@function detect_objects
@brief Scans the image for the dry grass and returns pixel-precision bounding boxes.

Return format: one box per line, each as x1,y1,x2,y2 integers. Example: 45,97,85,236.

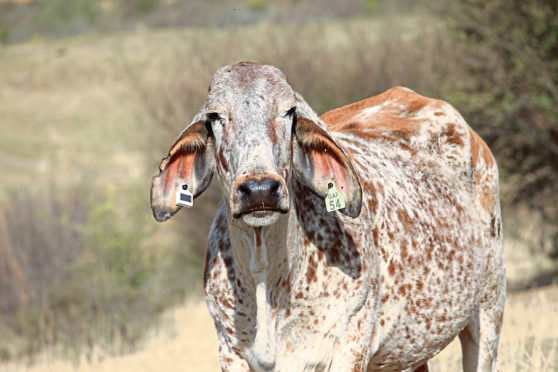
1,301,219,372
0,33,146,198
430,285,558,372
3,284,556,372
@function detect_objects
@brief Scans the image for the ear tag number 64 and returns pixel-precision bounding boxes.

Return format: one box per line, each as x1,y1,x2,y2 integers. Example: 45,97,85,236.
325,180,345,212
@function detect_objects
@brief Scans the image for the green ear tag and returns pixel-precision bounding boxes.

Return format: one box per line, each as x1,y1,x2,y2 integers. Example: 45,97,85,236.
325,181,345,212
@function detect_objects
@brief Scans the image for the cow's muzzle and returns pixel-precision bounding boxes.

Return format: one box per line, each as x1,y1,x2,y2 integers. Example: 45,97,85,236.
232,174,289,223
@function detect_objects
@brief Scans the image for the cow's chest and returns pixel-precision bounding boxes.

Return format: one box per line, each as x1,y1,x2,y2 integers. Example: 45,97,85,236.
205,245,377,370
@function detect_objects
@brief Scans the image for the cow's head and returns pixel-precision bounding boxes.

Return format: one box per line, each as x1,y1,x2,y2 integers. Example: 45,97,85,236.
151,62,362,226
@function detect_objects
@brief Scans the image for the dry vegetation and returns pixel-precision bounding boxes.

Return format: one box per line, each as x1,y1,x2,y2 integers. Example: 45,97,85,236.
2,282,557,372
1,2,557,371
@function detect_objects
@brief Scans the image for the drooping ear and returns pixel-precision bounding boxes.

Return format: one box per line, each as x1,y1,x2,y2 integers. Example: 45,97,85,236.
292,117,362,218
151,120,214,222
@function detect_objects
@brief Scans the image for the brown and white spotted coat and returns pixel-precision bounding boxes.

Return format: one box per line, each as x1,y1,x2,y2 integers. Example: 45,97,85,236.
151,62,506,372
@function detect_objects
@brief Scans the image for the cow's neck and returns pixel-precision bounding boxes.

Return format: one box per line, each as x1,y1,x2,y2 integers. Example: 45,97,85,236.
227,205,304,368
227,205,304,291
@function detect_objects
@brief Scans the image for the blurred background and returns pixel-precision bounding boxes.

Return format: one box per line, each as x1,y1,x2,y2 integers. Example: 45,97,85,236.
0,0,557,371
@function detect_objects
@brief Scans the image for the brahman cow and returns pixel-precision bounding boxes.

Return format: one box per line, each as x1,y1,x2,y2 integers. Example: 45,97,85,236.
150,62,505,372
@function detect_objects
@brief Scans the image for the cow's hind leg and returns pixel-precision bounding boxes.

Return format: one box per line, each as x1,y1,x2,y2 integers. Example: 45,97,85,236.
400,363,428,372
459,274,506,371
413,363,429,372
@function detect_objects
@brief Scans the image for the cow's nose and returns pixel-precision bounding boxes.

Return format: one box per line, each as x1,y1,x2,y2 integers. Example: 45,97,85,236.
236,178,282,206
232,174,290,220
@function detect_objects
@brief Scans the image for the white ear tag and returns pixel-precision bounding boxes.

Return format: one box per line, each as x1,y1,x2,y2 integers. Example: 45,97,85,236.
325,180,345,212
176,184,194,208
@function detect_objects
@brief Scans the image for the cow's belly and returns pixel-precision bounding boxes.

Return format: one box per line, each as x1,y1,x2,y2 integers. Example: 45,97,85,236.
367,261,483,371
368,317,468,371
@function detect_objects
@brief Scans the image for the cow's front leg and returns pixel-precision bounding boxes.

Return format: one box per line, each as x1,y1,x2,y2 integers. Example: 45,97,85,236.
329,308,377,371
215,342,250,372
329,346,369,372
205,288,252,372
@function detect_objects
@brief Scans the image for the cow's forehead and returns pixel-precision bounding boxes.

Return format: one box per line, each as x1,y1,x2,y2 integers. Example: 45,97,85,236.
208,63,294,110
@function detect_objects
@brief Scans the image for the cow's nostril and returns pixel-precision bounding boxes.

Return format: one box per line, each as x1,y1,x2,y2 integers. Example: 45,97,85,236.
237,183,252,202
269,179,280,195
236,178,283,211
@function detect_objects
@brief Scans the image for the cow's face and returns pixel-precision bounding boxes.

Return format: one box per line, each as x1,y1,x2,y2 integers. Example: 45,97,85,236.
151,62,361,227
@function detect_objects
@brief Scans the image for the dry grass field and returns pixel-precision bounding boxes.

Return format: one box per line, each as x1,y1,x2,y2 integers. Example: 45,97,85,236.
1,15,557,372
2,228,556,372
2,281,557,372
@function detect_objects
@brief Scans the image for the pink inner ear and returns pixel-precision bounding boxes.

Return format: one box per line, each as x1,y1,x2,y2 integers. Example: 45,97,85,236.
310,149,349,192
162,152,197,194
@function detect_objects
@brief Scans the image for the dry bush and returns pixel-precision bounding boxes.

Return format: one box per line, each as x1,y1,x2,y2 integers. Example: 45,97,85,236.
0,182,202,362
0,185,89,316
0,184,90,360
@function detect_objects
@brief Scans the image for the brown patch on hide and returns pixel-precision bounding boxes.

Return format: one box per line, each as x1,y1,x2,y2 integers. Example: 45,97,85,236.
468,127,495,169
306,253,318,284
321,86,435,125
398,209,412,232
217,147,229,173
267,118,279,144
321,87,445,143
444,123,465,147
468,127,498,216
388,260,396,276
286,341,293,352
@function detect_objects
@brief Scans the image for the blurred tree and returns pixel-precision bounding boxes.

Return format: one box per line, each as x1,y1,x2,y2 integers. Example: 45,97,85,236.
435,0,558,256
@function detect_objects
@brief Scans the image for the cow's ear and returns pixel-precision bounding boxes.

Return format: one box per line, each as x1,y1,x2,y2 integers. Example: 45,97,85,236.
292,117,362,218
151,120,214,222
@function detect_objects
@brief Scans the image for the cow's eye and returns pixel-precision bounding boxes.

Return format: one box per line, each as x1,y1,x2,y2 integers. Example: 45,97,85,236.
207,112,222,122
283,106,296,118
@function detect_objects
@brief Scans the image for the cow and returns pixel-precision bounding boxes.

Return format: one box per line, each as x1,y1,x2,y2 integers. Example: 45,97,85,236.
150,62,506,372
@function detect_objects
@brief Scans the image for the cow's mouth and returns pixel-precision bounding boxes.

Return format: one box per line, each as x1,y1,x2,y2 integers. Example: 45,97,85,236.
251,210,274,218
237,208,288,227
233,207,288,219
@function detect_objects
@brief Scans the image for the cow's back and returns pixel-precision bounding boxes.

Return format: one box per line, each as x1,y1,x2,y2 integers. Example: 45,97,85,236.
321,87,503,370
